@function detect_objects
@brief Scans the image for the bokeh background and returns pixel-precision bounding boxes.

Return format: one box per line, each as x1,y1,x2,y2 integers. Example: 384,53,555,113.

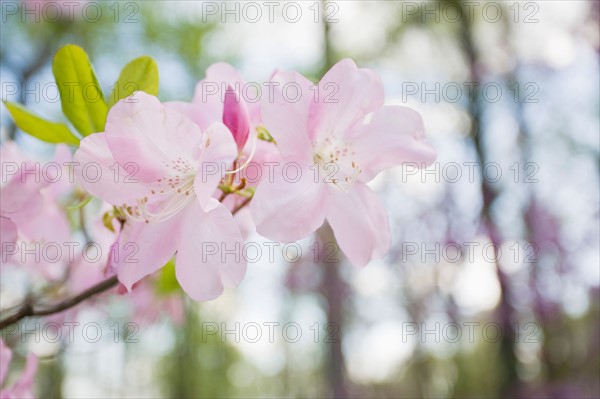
1,1,599,398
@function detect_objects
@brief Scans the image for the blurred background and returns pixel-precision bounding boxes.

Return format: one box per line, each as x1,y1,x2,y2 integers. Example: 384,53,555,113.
1,0,599,398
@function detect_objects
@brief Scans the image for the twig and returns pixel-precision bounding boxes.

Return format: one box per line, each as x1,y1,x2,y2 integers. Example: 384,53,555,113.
1,189,253,329
0,276,119,329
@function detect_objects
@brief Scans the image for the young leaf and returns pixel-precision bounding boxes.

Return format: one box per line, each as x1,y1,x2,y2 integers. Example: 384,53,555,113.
155,258,181,295
3,101,80,145
52,44,108,136
108,56,159,107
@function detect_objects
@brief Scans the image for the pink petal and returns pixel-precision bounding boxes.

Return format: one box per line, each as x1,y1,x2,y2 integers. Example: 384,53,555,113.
105,92,203,176
223,85,250,150
310,59,384,141
114,212,183,291
74,134,149,206
206,62,244,82
12,353,37,394
261,70,315,164
351,105,437,181
0,217,17,258
42,144,73,200
0,352,37,399
325,182,391,267
251,166,327,242
0,164,47,215
0,340,12,386
194,122,238,211
191,63,247,124
178,63,262,139
16,192,70,244
0,142,27,164
175,200,246,301
164,101,215,131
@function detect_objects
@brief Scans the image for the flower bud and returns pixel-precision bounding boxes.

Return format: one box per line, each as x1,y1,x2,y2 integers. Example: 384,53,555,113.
222,85,250,151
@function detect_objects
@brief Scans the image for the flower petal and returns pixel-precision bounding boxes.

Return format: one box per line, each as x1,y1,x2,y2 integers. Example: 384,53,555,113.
175,200,246,301
194,62,243,107
0,339,12,386
223,85,250,150
310,59,384,140
352,105,437,181
0,217,17,258
164,101,215,131
114,211,183,291
42,144,73,200
105,92,203,180
194,122,238,211
261,70,315,164
74,133,148,206
325,182,391,267
0,165,46,216
251,166,327,242
192,62,261,127
5,353,38,399
16,192,70,244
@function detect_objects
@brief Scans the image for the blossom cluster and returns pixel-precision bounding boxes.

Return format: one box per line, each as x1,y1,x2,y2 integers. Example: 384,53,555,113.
2,52,435,304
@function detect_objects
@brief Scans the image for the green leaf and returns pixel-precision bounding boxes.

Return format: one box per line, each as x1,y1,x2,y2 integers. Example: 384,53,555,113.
3,101,80,145
155,258,181,295
108,56,159,107
52,44,108,136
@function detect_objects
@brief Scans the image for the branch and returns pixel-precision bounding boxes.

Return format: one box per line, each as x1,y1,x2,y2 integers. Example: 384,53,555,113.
1,194,254,329
0,276,118,330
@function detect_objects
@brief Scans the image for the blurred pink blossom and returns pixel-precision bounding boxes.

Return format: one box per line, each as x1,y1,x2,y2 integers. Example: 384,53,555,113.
0,341,37,399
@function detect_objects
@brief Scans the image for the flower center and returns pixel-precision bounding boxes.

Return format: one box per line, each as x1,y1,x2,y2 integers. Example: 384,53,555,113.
312,136,362,193
124,157,198,223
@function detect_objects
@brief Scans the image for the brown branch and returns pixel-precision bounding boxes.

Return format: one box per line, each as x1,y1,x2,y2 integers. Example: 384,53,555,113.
1,188,254,329
0,276,118,330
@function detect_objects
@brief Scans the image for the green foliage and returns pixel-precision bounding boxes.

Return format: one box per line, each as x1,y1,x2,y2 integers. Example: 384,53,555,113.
161,302,240,398
6,44,161,145
108,56,159,107
3,102,80,145
52,44,108,136
155,259,182,295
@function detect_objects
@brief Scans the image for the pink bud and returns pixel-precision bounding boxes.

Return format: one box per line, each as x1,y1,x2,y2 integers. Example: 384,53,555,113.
222,85,250,151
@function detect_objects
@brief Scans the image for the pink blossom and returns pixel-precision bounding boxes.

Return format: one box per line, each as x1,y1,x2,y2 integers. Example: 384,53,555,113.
74,92,246,301
121,280,184,326
165,63,278,167
0,340,12,387
166,63,261,142
252,59,436,266
0,341,37,399
223,85,251,151
66,203,119,294
0,143,71,269
165,63,280,234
